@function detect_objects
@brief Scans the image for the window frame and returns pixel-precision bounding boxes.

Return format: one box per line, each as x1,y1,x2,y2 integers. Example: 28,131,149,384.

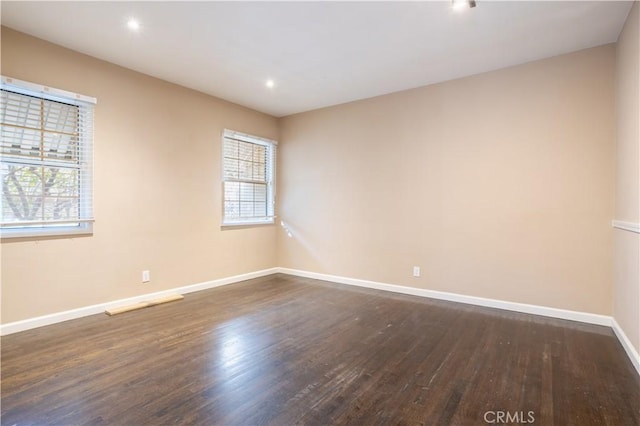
0,76,96,239
221,129,276,227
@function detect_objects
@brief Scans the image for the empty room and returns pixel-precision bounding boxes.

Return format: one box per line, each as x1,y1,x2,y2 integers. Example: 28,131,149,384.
1,1,639,425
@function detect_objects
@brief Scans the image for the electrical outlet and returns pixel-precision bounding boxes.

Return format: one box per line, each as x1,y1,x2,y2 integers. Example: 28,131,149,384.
142,270,150,283
412,266,421,277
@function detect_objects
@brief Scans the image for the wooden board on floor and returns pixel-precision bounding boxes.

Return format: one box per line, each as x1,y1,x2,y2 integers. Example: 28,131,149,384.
105,294,184,316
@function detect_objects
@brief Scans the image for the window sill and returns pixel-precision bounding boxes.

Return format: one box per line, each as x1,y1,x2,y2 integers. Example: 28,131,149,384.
1,224,93,241
221,219,275,229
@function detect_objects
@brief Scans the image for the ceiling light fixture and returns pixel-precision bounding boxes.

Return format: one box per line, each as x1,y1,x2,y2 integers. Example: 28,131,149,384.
127,18,140,31
265,79,275,89
452,0,476,11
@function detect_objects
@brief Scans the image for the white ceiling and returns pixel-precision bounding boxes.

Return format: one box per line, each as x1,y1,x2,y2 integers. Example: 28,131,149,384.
1,1,633,117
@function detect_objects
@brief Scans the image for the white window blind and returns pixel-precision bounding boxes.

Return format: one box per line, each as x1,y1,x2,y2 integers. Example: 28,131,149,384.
1,76,96,237
222,129,276,226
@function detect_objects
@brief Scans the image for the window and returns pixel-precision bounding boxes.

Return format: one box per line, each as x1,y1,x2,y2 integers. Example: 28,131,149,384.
1,76,96,238
222,129,276,226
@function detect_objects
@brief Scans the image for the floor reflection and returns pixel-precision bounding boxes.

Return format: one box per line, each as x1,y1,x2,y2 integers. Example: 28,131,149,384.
205,315,279,420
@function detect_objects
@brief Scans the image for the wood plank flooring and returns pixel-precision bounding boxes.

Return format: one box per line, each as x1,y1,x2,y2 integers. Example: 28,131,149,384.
2,274,639,425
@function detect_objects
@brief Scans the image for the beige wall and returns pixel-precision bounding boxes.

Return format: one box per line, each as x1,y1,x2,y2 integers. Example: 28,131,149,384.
614,3,640,354
278,45,616,315
0,28,279,323
0,28,625,326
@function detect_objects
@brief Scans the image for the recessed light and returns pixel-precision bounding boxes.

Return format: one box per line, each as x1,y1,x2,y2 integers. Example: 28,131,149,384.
452,0,476,11
265,79,275,89
127,18,140,31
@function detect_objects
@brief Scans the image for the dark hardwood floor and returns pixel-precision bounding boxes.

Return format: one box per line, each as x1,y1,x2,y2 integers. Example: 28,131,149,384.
2,274,639,425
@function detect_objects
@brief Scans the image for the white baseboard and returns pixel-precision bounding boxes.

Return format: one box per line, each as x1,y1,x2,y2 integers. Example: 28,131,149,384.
0,267,279,336
277,268,612,326
611,318,640,375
